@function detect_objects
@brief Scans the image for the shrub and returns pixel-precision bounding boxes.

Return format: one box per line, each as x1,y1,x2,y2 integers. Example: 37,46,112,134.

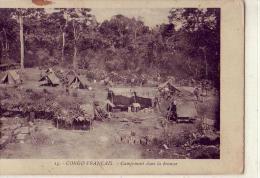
86,72,95,81
72,92,78,98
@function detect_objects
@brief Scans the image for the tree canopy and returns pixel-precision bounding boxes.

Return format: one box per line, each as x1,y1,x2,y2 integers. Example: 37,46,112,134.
0,8,220,87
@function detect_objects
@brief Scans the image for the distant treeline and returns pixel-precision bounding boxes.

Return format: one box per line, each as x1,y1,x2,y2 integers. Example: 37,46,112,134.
0,8,220,87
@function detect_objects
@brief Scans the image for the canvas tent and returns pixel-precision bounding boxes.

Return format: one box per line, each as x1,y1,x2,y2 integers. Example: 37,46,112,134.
107,87,154,112
103,77,113,87
39,72,60,86
158,79,180,93
68,75,89,89
176,101,197,119
1,70,22,85
107,89,132,112
45,68,54,74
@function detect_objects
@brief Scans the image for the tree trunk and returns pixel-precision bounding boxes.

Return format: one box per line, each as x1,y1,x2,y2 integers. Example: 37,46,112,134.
61,32,65,62
72,21,78,70
3,28,8,61
19,16,24,70
204,51,208,79
73,41,78,69
61,17,68,62
0,41,3,65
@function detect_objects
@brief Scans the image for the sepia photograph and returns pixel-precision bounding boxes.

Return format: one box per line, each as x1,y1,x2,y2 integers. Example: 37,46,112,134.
0,7,221,160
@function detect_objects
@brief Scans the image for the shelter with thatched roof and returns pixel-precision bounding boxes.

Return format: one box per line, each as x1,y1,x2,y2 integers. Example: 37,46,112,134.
0,70,22,85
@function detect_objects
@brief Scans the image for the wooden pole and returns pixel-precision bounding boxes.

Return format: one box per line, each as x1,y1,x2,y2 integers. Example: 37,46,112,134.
56,119,59,129
19,16,24,70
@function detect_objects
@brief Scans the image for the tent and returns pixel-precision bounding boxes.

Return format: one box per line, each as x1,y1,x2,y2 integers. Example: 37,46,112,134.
1,70,22,85
65,70,77,77
158,80,181,97
176,101,197,119
39,72,60,86
68,75,89,89
107,87,154,112
45,68,54,74
103,77,113,87
158,80,180,92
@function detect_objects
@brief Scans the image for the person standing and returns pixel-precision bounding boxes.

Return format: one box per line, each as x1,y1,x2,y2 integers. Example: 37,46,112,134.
194,87,200,101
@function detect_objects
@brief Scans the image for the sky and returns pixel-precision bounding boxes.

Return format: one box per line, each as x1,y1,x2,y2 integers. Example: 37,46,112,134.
91,8,171,27
46,8,171,27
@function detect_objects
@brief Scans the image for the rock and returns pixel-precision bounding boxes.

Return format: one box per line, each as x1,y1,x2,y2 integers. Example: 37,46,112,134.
16,133,27,140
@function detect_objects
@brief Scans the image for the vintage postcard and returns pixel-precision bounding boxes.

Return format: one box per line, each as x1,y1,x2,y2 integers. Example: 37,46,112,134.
0,0,244,175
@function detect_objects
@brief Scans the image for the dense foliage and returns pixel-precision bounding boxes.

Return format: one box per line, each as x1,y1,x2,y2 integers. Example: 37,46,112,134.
0,8,220,88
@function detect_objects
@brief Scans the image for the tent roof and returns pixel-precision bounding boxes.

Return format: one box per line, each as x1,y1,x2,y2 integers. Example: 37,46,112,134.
109,87,156,98
68,75,89,87
78,76,89,85
47,73,60,85
66,70,77,77
0,72,5,80
175,86,195,96
1,70,21,84
8,70,20,81
109,88,134,97
45,68,54,74
176,101,197,118
158,79,178,91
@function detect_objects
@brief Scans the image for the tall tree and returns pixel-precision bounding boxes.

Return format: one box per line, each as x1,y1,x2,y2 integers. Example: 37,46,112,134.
65,8,94,69
39,9,69,63
99,15,149,70
0,9,17,64
168,8,220,80
12,8,45,69
52,9,70,62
